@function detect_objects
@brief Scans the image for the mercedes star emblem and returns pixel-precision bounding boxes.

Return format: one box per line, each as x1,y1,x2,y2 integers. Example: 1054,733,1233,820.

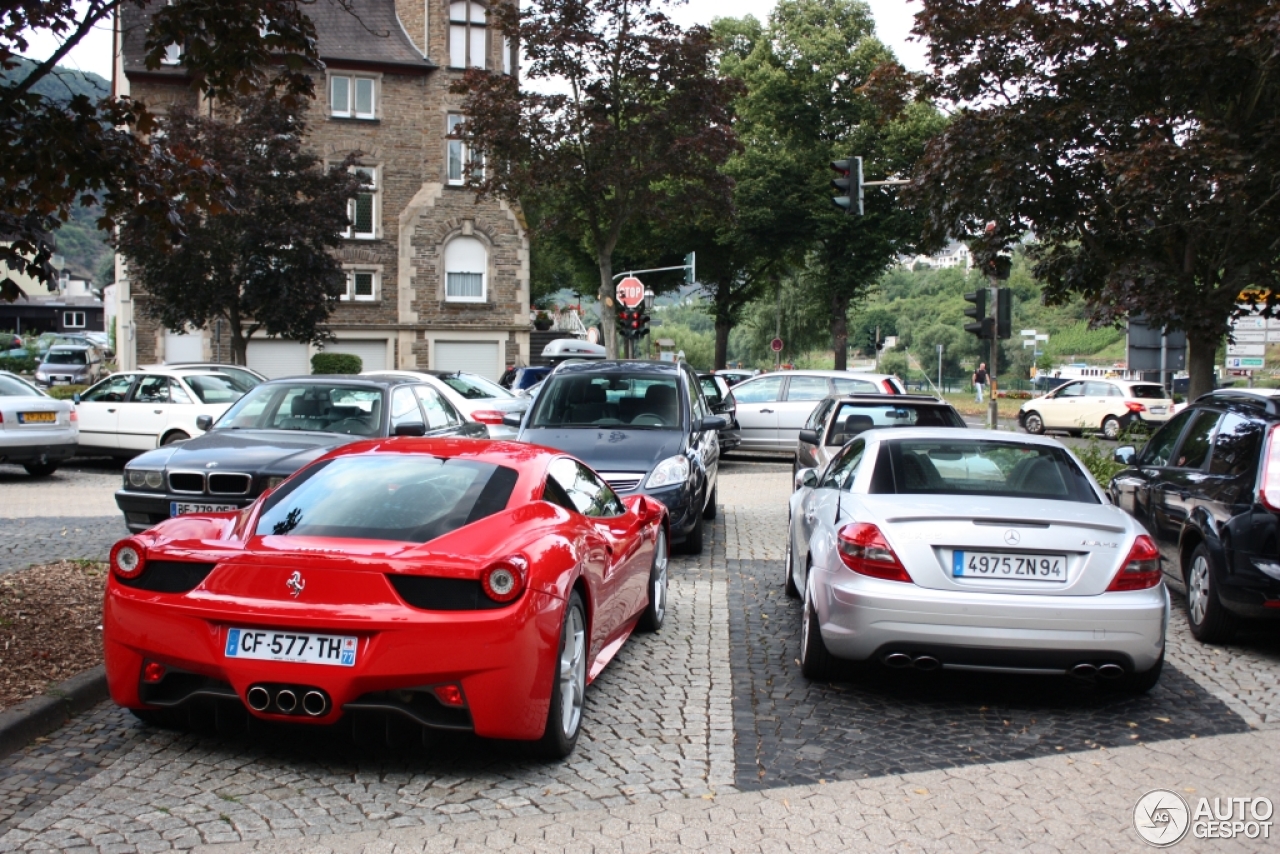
1004,529,1021,545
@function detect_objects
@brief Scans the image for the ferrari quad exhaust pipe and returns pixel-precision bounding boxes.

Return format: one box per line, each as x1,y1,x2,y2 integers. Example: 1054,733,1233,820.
883,652,913,669
302,691,328,717
1097,663,1125,680
246,686,271,711
275,689,298,713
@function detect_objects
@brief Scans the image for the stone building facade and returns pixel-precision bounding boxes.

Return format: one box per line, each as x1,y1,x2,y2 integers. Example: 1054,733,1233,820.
113,0,530,379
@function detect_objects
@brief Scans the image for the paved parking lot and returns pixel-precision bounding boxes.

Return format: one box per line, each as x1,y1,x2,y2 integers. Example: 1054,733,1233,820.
0,460,124,575
0,454,1277,852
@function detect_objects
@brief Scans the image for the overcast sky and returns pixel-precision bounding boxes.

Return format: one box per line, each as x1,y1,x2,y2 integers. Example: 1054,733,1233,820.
21,0,926,81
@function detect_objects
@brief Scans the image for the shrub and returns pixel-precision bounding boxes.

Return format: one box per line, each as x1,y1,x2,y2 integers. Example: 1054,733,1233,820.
311,352,362,374
46,385,88,399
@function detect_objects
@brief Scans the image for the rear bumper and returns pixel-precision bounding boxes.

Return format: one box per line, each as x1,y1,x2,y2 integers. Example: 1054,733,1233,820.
116,488,256,533
0,438,77,464
812,566,1169,673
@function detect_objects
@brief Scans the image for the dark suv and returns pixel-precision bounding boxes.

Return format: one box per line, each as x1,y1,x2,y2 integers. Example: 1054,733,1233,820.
1109,389,1280,642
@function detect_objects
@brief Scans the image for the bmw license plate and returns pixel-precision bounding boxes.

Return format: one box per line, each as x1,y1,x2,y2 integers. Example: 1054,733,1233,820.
952,551,1067,581
171,501,237,516
224,628,358,667
17,411,56,424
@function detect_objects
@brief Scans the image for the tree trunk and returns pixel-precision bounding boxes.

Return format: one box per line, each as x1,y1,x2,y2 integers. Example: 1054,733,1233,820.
830,293,849,371
1185,327,1219,402
228,314,248,367
597,254,617,359
714,316,730,370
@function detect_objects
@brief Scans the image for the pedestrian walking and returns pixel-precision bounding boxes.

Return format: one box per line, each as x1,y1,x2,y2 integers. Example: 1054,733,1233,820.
973,362,988,404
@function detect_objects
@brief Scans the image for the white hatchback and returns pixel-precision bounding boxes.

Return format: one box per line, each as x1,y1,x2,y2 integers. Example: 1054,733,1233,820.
1018,379,1174,439
74,369,246,456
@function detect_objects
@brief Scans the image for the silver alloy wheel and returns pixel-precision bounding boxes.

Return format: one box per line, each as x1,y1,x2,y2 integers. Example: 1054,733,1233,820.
558,605,587,738
1103,417,1120,440
1188,554,1211,626
1024,412,1043,434
651,529,668,624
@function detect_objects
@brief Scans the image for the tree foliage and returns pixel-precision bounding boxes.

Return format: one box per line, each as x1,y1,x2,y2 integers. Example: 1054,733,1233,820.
116,95,362,364
909,0,1280,399
452,0,741,357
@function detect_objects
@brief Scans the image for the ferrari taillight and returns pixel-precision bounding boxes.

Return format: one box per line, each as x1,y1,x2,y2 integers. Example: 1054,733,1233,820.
481,556,528,603
110,538,147,579
470,410,507,425
1106,535,1162,591
836,523,912,583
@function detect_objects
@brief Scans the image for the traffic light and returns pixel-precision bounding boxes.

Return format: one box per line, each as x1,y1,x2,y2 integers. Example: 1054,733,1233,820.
865,330,876,352
617,309,635,340
996,289,1012,340
684,252,696,285
831,156,863,216
637,310,651,339
964,289,993,339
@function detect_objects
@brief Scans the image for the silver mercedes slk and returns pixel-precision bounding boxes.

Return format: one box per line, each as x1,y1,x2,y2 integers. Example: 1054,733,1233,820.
786,427,1169,693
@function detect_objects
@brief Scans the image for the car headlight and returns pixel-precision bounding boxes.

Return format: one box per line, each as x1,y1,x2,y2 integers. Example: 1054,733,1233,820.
126,469,165,490
34,370,46,379
645,455,690,490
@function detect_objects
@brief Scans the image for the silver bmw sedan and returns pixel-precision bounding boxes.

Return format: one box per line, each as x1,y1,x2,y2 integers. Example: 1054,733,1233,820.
786,428,1168,693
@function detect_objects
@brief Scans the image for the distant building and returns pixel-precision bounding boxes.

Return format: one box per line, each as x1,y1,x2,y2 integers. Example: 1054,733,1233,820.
902,241,972,271
0,252,104,334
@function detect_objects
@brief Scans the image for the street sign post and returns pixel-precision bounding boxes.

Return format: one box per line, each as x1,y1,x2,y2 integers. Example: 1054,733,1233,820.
615,276,644,308
1227,356,1266,369
770,337,783,353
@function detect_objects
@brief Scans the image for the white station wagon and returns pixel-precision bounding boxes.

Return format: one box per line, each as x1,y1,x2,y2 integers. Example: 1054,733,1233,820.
74,369,246,456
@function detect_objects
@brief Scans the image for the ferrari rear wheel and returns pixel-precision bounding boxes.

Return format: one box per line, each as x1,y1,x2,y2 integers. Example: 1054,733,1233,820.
639,528,669,632
533,591,587,759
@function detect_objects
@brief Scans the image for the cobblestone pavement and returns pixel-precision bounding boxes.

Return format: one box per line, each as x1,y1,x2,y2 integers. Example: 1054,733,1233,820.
1,460,126,573
0,457,1277,852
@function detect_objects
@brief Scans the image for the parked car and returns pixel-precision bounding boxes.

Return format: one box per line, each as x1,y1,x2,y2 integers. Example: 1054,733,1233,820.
33,344,106,387
1109,388,1280,642
362,369,530,440
74,369,245,457
104,439,669,758
788,428,1167,692
795,394,966,475
0,370,77,476
33,332,104,357
144,362,267,392
713,369,759,387
697,372,740,452
115,375,485,532
730,370,906,454
511,360,724,553
1018,379,1174,439
499,365,551,392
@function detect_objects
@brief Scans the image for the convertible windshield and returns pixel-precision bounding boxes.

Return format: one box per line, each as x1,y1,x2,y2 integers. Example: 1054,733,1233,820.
256,455,519,543
217,382,386,435
530,373,682,428
875,439,1099,504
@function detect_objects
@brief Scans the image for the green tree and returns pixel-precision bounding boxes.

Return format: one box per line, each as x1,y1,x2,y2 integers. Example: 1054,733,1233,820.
116,95,362,365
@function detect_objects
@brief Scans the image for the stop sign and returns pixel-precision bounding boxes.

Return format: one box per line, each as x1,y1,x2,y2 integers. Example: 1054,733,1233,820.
616,276,645,308
770,337,784,353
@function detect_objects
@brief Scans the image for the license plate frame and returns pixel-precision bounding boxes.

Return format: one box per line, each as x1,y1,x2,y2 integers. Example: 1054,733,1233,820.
224,628,358,667
171,501,238,516
17,411,56,424
952,550,1068,582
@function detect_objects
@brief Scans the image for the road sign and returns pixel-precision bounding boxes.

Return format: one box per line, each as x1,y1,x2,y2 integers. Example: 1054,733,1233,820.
1227,356,1265,369
615,276,645,308
1020,329,1036,337
1227,343,1265,357
1232,330,1267,343
770,337,783,353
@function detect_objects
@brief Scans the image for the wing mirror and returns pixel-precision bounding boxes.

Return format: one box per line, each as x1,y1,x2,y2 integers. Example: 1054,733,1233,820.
196,414,213,432
700,415,728,431
72,392,81,404
394,421,428,437
502,412,524,429
794,467,818,491
798,428,819,445
1113,445,1136,465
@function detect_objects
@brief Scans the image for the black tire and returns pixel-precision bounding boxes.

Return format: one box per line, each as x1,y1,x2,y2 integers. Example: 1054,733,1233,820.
1023,411,1044,435
1103,651,1164,695
1185,543,1237,643
680,510,704,555
783,521,800,599
532,591,587,759
702,483,717,520
130,707,183,728
22,462,58,477
1102,416,1121,441
638,528,669,632
161,431,189,446
799,577,837,680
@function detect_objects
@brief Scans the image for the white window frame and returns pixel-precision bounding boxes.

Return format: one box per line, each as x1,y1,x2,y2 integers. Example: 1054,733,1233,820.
343,165,379,239
341,269,379,302
448,0,488,69
330,73,377,120
63,311,86,328
443,236,488,303
446,114,483,186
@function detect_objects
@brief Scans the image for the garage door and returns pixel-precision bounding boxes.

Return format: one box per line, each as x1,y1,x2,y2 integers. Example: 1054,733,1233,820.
163,329,203,363
324,339,388,372
435,341,501,380
247,339,310,378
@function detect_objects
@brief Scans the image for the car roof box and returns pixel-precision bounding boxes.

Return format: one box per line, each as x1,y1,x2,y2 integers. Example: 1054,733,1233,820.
541,339,607,360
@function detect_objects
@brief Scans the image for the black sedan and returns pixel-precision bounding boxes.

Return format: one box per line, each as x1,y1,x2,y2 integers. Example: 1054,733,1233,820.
115,375,485,532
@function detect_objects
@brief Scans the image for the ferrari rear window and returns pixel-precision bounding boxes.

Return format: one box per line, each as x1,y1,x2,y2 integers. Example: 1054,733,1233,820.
255,455,519,543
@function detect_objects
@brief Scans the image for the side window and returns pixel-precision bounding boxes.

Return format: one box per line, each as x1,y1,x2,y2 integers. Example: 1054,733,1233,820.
1209,413,1263,478
83,375,133,402
390,387,424,431
732,376,783,404
1139,408,1194,467
806,398,834,431
168,379,194,405
684,371,705,422
1172,410,1220,470
1055,382,1086,398
547,458,624,517
820,440,866,490
414,386,461,429
1083,381,1112,397
832,377,878,395
132,375,170,403
785,376,830,401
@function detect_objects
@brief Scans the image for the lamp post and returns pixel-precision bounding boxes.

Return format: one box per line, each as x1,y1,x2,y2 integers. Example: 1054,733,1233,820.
643,287,655,359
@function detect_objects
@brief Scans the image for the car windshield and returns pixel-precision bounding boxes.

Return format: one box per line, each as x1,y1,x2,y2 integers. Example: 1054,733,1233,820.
216,382,385,435
184,374,246,405
0,375,44,396
827,402,964,444
255,455,519,543
45,349,86,365
530,372,681,428
875,439,1099,504
1129,384,1168,399
439,372,513,400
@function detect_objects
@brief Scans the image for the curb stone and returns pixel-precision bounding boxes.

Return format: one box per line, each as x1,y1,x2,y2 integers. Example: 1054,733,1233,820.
0,665,108,761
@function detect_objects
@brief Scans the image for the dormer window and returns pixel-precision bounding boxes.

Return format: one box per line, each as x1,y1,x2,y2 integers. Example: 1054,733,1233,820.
449,1,487,69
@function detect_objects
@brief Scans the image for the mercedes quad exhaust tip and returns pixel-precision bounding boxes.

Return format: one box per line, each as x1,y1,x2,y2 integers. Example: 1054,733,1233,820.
912,655,940,671
881,652,941,671
883,652,913,669
246,686,271,712
1097,663,1125,680
1070,663,1098,679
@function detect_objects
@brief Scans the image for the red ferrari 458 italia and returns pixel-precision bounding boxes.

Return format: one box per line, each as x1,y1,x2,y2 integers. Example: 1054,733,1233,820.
103,438,670,758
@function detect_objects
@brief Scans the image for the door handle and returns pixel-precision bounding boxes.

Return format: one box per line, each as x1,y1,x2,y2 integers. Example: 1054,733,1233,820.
107,408,116,413
153,409,163,414
761,408,774,413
